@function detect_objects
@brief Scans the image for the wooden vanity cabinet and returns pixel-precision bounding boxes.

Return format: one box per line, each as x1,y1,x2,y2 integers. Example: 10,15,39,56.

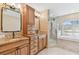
1,44,29,55
0,38,30,55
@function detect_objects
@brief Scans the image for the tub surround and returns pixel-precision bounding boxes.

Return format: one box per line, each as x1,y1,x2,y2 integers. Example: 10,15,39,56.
57,37,79,54
57,35,79,42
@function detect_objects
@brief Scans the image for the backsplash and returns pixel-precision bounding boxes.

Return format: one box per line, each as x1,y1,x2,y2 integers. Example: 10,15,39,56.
14,31,23,38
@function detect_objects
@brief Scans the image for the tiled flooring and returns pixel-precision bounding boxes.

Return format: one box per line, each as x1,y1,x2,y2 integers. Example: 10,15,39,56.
38,47,77,55
38,39,77,55
48,38,56,48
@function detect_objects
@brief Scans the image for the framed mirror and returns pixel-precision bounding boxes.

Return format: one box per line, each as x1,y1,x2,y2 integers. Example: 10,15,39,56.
1,7,21,32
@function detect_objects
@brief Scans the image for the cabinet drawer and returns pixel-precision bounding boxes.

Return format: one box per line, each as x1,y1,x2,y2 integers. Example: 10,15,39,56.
30,47,38,55
30,40,38,50
31,40,38,45
31,44,38,50
31,42,38,46
18,44,29,49
0,49,17,55
0,40,29,53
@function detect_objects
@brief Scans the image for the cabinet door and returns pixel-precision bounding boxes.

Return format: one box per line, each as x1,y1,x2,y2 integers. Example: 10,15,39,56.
43,37,46,48
18,44,29,55
20,4,29,36
28,6,35,25
38,38,43,51
30,47,38,55
0,49,17,55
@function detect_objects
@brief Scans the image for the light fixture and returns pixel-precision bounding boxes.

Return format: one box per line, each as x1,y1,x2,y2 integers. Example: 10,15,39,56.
7,3,21,9
7,3,15,7
35,11,40,17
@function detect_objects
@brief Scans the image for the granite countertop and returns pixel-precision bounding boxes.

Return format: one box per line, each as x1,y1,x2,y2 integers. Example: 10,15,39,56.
0,37,29,46
26,33,47,40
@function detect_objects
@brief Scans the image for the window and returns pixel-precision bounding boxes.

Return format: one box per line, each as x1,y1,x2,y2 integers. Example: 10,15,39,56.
62,19,79,36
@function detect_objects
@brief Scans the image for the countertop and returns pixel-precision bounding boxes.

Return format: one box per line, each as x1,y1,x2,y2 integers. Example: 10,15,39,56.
0,37,29,46
26,33,47,38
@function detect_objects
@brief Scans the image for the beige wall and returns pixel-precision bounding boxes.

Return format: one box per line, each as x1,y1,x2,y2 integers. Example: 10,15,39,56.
35,17,40,30
40,10,49,34
56,12,79,25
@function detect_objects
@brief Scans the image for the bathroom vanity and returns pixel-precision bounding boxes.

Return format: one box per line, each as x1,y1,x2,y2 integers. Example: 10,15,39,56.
0,37,30,55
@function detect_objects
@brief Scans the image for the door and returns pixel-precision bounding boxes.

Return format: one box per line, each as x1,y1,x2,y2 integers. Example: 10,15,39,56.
38,38,43,51
18,44,29,55
43,37,47,48
28,6,35,25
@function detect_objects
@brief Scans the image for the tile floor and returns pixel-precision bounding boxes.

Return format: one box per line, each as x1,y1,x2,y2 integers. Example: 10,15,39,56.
38,39,77,55
37,47,77,55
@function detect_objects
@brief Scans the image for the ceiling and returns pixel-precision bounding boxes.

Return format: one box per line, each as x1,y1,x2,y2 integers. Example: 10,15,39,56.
27,3,79,17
